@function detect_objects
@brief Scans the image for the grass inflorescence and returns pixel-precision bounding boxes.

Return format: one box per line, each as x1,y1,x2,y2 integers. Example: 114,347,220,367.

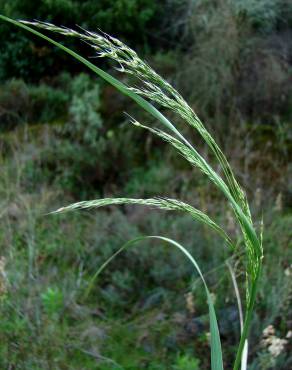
0,15,264,370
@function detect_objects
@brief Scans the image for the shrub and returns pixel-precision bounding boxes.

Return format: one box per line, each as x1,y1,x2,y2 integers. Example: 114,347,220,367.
0,0,159,81
66,73,103,147
0,77,67,128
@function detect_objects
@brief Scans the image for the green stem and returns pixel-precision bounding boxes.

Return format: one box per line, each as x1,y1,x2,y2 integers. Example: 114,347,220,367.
233,268,261,370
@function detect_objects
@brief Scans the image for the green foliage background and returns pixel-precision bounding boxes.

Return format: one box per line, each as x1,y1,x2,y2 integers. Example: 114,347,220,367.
0,1,291,369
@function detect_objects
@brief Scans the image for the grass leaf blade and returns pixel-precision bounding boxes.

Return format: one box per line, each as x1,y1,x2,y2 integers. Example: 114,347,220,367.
85,235,224,370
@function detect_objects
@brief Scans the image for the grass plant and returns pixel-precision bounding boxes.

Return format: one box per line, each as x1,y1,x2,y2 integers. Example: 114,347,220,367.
0,15,264,370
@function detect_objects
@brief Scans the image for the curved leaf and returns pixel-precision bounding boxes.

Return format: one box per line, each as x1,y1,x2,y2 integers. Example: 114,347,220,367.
85,235,224,370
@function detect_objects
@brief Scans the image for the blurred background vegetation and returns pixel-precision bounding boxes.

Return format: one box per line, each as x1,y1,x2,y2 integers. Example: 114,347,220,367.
0,1,291,369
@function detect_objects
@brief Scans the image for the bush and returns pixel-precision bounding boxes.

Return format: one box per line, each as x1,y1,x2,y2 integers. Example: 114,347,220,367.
66,73,103,147
175,0,292,124
0,72,102,129
0,78,68,128
0,0,160,81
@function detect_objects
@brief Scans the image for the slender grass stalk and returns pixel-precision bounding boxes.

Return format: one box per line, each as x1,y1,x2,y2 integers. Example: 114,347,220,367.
0,15,263,370
226,261,248,370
